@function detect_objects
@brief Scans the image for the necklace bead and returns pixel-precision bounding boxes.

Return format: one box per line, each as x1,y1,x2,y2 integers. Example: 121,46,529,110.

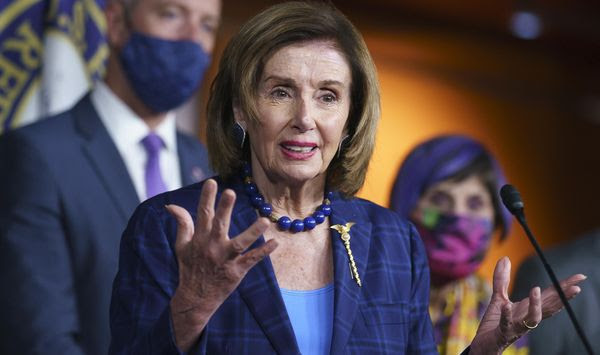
277,216,292,230
241,165,332,233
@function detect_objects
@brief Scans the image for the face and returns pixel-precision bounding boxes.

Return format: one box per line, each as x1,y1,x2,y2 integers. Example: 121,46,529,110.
413,174,495,222
238,40,352,188
107,0,221,53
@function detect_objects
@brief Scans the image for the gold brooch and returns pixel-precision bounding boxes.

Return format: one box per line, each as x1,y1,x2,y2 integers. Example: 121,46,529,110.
331,223,361,287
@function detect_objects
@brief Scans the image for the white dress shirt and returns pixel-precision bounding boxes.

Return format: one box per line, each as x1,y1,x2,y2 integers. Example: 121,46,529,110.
91,81,182,202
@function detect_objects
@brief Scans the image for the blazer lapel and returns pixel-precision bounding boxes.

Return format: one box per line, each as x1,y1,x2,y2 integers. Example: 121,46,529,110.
329,198,372,354
73,95,140,220
177,133,209,186
229,191,299,354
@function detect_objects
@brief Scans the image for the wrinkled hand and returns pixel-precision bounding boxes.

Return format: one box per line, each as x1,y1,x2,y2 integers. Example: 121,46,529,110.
470,257,585,355
165,179,278,351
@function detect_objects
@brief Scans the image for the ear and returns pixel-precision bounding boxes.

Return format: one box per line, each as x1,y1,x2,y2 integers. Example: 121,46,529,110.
105,1,130,48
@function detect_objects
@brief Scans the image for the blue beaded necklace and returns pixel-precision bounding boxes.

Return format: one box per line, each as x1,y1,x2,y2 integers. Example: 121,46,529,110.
241,164,332,233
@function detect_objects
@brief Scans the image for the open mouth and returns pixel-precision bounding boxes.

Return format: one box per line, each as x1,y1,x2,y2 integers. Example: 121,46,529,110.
280,141,318,153
281,144,317,153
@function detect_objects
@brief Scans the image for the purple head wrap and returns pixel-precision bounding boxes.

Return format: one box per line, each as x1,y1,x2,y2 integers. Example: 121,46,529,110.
390,135,511,239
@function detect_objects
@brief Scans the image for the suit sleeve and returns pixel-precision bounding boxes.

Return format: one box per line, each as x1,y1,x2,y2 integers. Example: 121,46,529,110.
109,203,206,355
511,256,566,355
0,132,85,355
405,222,438,354
511,256,549,300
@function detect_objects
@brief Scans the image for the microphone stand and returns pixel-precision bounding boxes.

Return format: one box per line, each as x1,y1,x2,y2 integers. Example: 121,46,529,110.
513,211,594,355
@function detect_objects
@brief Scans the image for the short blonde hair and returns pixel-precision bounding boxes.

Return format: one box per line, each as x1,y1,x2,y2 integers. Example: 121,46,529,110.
207,1,380,197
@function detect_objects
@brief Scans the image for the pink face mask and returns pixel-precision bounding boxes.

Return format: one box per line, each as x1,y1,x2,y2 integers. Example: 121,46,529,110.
413,208,493,285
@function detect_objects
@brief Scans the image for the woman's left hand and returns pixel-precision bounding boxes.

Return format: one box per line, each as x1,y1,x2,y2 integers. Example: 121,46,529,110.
469,256,586,355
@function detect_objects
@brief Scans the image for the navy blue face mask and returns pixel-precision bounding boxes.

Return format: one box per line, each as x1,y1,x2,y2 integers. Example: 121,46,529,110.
120,31,211,113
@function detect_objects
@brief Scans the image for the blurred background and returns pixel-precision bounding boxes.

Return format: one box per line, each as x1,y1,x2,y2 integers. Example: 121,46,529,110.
200,0,600,284
2,0,599,284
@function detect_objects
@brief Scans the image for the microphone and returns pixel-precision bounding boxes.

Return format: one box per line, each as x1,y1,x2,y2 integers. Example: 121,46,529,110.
500,184,594,355
499,184,524,215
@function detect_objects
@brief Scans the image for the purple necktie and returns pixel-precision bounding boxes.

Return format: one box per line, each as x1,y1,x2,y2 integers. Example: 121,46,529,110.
142,133,167,199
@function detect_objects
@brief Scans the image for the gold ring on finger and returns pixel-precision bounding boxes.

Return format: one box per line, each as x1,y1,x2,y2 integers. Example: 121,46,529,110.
522,319,538,329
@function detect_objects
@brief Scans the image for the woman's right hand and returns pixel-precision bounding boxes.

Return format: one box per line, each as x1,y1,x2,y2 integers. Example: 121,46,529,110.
165,179,278,351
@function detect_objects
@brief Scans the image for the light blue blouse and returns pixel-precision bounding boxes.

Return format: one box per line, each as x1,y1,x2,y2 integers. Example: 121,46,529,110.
280,284,334,355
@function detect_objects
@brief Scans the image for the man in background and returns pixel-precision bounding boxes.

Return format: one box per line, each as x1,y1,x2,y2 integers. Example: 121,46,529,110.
0,0,221,354
512,230,600,354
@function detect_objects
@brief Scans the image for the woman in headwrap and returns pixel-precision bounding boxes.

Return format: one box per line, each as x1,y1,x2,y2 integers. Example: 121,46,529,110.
391,135,528,354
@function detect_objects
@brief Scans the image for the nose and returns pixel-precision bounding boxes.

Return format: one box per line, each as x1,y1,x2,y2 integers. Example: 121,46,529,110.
292,97,316,132
453,199,482,218
453,203,468,216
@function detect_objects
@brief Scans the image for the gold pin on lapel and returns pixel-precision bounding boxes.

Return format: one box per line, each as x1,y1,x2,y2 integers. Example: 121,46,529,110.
331,222,361,287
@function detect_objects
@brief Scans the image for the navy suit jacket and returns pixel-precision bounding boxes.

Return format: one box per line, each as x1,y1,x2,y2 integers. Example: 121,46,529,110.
512,230,600,355
0,95,211,355
109,177,437,354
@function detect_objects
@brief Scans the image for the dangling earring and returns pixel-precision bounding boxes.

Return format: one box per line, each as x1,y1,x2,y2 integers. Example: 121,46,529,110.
233,121,246,148
337,134,350,158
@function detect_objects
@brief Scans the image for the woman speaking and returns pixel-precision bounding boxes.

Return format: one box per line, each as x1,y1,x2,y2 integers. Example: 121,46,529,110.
109,2,584,354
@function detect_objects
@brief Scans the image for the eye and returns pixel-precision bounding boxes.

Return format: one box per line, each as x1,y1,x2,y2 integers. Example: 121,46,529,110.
466,195,485,211
318,88,339,104
321,93,337,103
428,190,453,211
201,19,217,34
271,88,291,100
159,6,182,20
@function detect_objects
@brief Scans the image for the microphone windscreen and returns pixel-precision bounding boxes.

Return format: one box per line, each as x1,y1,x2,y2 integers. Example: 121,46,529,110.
500,184,524,215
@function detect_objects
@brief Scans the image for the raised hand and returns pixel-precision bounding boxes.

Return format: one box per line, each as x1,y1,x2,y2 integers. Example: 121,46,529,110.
165,179,278,351
469,257,585,355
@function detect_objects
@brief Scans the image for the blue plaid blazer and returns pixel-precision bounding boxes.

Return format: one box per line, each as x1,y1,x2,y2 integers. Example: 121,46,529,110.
109,177,437,354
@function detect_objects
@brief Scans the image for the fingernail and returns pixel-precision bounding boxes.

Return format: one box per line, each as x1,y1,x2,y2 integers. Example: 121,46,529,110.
501,256,509,269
